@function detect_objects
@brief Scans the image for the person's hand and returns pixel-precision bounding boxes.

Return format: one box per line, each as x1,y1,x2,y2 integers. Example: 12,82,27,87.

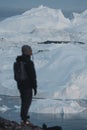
34,88,37,96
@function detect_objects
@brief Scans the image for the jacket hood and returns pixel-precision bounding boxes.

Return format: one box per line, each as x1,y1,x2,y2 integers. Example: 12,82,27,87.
16,55,30,62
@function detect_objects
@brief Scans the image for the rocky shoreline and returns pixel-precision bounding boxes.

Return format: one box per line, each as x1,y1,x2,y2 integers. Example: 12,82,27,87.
0,117,62,130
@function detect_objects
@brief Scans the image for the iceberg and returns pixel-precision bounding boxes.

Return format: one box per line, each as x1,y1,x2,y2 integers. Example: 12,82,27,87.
0,6,87,113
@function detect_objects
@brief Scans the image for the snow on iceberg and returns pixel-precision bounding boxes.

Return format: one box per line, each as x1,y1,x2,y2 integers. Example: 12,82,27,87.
30,99,86,114
0,6,70,33
72,10,87,26
68,10,87,42
36,43,87,100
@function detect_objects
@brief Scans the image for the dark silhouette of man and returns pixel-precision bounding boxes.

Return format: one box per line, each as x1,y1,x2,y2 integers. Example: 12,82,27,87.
15,45,37,125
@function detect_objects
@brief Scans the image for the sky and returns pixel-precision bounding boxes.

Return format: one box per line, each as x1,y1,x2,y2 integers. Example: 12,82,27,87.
0,0,87,20
0,0,87,11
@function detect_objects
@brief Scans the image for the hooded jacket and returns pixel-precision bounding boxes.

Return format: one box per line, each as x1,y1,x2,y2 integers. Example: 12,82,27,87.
15,54,37,90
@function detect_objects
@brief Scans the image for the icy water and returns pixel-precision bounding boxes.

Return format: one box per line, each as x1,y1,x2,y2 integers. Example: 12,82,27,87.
0,95,87,130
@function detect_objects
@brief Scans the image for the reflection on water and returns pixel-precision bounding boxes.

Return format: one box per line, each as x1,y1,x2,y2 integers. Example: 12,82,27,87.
0,95,87,130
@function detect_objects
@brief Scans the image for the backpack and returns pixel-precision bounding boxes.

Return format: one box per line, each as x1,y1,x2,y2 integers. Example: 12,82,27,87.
14,61,28,82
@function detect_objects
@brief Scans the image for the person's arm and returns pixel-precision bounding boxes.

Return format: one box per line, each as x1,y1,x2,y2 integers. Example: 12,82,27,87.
27,61,37,95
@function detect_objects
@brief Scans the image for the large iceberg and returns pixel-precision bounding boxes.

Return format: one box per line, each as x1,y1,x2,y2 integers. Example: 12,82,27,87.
0,6,87,113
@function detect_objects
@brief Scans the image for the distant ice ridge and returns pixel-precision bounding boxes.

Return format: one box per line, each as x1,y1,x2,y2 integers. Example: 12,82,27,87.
0,6,87,113
0,5,70,33
0,6,87,43
30,99,86,114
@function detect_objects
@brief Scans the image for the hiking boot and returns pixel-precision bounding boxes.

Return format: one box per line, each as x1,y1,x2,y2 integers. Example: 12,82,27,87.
21,120,33,126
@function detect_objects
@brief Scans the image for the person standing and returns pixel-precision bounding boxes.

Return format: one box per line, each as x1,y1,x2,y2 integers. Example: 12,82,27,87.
14,45,37,125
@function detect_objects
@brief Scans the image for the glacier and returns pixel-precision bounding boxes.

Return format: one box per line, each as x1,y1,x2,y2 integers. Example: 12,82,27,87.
0,6,87,114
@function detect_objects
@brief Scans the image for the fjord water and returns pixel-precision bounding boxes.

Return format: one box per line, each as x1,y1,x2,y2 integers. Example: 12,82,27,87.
0,95,87,130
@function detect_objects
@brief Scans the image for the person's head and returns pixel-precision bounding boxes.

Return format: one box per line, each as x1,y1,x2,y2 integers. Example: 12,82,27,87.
22,45,32,56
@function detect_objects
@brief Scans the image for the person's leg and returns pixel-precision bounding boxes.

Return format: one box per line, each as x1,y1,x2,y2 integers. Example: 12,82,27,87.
20,89,32,122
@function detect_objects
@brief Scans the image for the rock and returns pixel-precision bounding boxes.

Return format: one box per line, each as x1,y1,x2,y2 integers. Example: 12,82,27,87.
38,40,85,44
0,117,62,130
0,117,42,130
42,124,62,130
